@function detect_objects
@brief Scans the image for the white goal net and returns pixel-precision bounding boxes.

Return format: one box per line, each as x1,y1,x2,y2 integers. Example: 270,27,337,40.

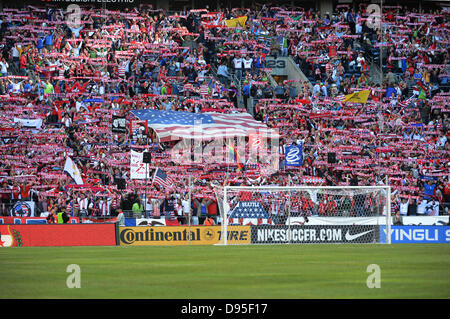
215,186,392,245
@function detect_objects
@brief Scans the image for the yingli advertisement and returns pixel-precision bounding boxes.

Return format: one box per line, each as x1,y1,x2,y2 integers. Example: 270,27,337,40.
119,226,251,246
0,224,117,247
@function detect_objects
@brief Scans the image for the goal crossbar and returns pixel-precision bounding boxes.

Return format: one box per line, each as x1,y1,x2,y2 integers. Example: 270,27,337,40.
220,185,392,245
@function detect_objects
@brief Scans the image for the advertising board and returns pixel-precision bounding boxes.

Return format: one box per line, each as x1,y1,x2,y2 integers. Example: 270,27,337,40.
0,224,117,247
119,226,251,246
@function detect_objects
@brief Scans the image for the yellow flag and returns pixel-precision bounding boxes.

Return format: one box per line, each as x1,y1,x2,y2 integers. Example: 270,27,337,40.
225,16,247,28
343,90,370,104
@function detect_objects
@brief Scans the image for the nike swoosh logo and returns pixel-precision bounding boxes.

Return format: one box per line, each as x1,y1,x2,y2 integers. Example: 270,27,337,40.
345,229,373,241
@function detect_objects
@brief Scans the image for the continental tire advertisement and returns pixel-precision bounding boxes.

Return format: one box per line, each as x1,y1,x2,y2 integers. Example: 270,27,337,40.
119,226,251,246
251,225,380,244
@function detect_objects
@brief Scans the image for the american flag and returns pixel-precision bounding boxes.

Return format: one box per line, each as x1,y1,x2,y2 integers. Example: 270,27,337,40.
130,109,278,142
228,201,273,225
152,168,174,188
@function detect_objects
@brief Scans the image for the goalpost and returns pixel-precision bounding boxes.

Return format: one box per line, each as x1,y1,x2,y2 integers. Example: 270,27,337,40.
216,186,392,245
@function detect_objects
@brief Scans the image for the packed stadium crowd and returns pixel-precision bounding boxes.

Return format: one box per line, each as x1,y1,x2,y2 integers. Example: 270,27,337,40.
0,2,448,225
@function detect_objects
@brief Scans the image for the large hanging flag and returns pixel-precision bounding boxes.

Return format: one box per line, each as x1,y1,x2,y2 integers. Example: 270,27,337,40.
130,109,278,142
343,89,371,104
63,156,84,185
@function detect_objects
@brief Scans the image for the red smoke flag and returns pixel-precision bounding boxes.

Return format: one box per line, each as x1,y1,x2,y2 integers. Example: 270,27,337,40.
249,132,263,154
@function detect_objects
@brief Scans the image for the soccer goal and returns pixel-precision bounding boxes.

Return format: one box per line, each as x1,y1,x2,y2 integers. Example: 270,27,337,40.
215,186,392,245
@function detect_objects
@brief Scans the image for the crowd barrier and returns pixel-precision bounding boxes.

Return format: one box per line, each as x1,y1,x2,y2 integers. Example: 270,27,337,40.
1,217,449,247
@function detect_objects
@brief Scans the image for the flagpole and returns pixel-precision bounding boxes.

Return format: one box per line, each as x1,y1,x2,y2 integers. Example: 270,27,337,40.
380,0,383,84
145,161,147,215
145,134,149,216
188,174,191,246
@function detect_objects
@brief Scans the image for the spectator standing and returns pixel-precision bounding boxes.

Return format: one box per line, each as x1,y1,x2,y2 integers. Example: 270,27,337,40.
242,80,251,109
233,55,243,81
243,55,253,77
0,58,8,77
399,197,409,216
217,62,229,86
116,209,125,226
393,212,403,225
194,197,212,225
132,197,144,219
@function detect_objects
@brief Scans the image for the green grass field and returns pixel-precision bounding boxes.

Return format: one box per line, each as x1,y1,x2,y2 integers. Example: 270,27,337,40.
0,244,449,299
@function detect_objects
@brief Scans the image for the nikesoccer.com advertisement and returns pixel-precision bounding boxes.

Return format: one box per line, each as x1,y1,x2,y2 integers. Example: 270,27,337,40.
250,225,380,244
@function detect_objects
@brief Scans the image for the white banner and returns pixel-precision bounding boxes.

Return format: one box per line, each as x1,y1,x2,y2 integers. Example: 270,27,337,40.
11,201,35,217
288,216,449,226
130,150,151,179
13,118,43,129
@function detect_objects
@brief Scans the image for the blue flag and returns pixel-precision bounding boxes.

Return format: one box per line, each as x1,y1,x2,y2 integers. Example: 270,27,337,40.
285,143,303,167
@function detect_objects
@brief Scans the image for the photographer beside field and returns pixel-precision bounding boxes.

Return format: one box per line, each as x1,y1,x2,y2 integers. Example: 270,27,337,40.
393,212,403,226
116,209,125,226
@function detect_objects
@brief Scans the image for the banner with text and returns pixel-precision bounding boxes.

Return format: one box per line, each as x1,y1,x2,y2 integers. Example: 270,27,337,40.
119,226,250,246
250,225,380,244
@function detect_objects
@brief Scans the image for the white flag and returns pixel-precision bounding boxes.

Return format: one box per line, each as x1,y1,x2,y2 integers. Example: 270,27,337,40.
64,157,84,185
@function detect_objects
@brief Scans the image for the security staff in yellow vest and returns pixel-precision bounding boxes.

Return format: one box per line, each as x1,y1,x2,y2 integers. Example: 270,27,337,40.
57,211,64,224
57,210,70,224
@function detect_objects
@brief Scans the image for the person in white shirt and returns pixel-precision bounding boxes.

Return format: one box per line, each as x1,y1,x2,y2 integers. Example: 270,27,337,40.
78,194,89,217
66,40,83,57
98,199,108,216
399,197,409,216
70,25,84,38
243,55,253,77
63,113,72,128
356,52,365,71
181,194,191,225
12,45,20,70
144,197,153,218
437,132,447,148
0,59,8,77
8,79,23,94
321,83,328,97
233,55,243,80
312,82,321,97
116,209,125,226
75,97,89,112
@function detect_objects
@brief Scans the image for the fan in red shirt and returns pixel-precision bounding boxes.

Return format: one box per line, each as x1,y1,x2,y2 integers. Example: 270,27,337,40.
20,183,32,201
326,197,338,216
